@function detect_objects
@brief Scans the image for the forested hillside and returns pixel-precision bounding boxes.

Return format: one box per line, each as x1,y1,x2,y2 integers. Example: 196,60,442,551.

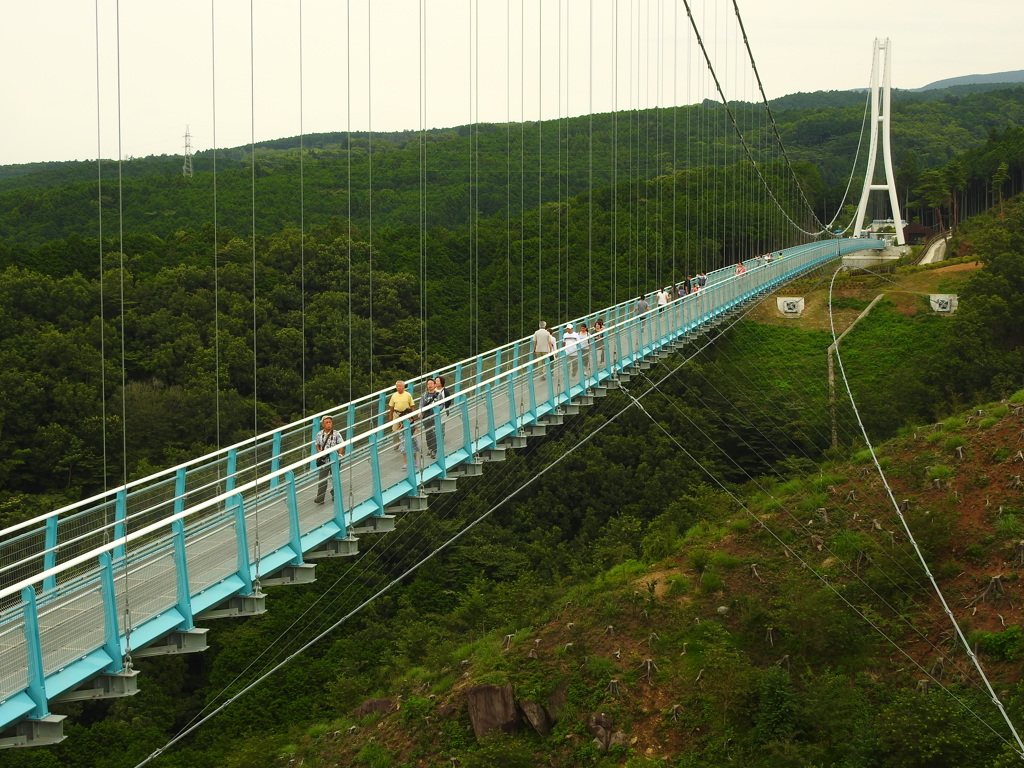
3,86,1024,253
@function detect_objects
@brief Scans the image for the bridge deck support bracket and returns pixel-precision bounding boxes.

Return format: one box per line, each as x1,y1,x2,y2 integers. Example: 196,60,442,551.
0,714,66,749
499,434,528,449
351,515,397,534
425,477,458,494
305,536,360,558
196,592,268,620
386,494,429,513
478,448,506,463
261,563,317,587
133,628,209,658
539,414,564,426
450,461,483,478
53,670,140,703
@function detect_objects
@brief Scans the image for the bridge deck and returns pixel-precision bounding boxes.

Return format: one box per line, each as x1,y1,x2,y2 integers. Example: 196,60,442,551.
0,238,882,744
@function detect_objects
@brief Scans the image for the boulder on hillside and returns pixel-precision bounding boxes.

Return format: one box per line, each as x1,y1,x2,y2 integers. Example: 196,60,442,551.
467,684,519,739
587,711,614,750
519,699,552,737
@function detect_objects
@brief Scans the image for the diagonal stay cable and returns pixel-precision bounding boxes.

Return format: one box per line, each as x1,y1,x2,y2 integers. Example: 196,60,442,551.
828,267,1024,757
617,383,1015,753
134,355,717,767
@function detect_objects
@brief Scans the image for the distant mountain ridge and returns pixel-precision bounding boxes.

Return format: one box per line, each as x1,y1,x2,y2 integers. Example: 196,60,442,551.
915,69,1024,91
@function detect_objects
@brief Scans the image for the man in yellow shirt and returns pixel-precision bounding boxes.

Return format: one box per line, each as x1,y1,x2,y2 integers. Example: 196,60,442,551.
387,380,416,450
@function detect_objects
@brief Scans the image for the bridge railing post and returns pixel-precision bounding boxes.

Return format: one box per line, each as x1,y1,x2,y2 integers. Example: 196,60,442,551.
171,517,194,631
21,587,49,719
460,393,473,457
270,431,283,489
485,383,497,448
505,374,518,434
402,419,418,486
113,489,127,562
285,471,303,565
330,453,346,534
368,430,385,516
433,409,447,478
232,498,253,594
224,449,238,512
98,551,123,672
527,359,538,424
309,417,320,471
42,517,58,592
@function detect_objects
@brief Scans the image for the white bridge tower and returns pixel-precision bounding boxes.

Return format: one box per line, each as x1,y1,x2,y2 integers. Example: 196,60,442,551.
853,38,904,245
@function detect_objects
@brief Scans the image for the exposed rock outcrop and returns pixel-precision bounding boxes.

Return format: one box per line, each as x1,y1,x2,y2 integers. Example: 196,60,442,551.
466,684,519,739
518,699,552,737
587,711,614,749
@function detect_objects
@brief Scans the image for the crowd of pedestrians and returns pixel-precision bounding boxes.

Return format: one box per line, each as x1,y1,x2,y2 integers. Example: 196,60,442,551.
313,257,772,483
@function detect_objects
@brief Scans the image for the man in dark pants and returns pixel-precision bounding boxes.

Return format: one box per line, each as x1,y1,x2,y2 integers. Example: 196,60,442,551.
314,415,344,504
418,379,442,459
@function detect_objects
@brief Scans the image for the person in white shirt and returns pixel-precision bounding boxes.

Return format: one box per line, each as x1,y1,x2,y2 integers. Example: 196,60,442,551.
562,322,581,379
657,288,669,310
532,320,557,381
578,323,592,373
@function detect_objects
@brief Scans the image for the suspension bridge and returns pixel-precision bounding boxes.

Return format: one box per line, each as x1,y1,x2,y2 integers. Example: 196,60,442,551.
0,238,884,745
0,0,916,753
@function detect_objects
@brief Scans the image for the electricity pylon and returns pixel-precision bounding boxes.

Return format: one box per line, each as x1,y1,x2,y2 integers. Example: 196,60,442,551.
182,126,194,179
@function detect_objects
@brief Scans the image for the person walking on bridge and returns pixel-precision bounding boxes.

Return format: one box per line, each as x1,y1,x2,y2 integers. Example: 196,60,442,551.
562,322,581,379
634,295,649,326
593,317,607,366
532,320,557,380
314,415,344,504
418,378,442,458
388,380,416,451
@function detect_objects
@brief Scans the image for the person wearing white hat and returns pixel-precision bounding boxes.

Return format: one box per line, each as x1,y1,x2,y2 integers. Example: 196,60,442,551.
562,322,581,380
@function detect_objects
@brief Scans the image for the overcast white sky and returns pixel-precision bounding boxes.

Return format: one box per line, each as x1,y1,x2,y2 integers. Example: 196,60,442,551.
0,0,1020,166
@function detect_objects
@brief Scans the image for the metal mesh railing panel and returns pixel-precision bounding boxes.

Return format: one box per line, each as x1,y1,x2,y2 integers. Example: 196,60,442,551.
38,581,105,676
0,529,46,595
185,517,238,594
0,616,27,704
117,547,178,633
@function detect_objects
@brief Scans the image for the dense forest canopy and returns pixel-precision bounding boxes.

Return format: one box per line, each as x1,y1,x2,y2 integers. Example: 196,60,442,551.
3,85,1024,251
